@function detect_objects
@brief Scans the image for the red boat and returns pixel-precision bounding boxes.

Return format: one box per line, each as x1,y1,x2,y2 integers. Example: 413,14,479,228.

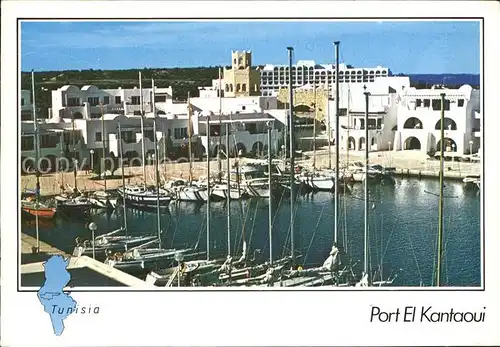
21,197,57,219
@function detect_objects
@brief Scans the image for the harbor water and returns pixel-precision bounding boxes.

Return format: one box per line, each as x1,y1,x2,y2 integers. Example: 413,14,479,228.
21,178,481,287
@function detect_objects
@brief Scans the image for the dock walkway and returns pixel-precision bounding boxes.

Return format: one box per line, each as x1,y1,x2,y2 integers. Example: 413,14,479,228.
21,232,68,264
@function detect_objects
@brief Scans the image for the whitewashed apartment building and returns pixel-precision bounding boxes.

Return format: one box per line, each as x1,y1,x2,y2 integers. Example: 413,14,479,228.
394,84,480,155
20,90,33,121
328,76,410,153
50,84,174,119
260,61,390,96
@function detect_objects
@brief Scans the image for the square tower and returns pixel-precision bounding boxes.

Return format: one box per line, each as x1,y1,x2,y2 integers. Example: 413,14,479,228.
223,50,261,98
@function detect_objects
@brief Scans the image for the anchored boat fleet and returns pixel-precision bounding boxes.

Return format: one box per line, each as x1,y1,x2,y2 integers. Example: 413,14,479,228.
22,44,479,288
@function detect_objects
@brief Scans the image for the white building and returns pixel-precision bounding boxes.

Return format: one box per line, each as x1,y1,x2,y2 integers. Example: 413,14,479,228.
260,61,390,96
50,84,174,119
394,84,480,155
21,90,33,121
198,79,224,98
193,111,283,158
20,119,85,173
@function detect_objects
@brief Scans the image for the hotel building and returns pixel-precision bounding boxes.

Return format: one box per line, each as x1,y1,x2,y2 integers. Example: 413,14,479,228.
394,84,480,155
260,60,390,96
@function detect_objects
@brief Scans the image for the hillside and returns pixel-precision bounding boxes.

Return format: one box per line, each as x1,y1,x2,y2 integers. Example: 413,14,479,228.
22,68,479,118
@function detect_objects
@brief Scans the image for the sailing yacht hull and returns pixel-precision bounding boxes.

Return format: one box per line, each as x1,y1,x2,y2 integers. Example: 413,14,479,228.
175,188,209,202
117,187,172,208
55,196,92,216
89,197,118,209
104,249,201,274
299,176,334,191
73,235,159,259
21,204,56,219
146,258,226,286
211,186,246,200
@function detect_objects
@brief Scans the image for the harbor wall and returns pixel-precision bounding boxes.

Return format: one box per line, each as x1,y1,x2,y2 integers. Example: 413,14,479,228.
20,149,481,196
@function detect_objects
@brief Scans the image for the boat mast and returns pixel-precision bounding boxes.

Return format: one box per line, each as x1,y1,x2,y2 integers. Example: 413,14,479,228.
287,46,296,268
187,91,193,183
163,123,167,179
327,63,332,170
100,103,107,192
436,93,446,287
218,67,223,182
152,79,162,249
225,122,231,258
267,121,273,265
206,115,211,261
347,87,350,165
117,122,128,236
139,71,147,187
71,113,77,192
363,86,370,284
334,41,340,247
312,78,317,169
31,70,40,252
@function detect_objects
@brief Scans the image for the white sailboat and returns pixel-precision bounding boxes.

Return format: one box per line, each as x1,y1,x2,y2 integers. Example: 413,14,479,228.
73,134,159,260
105,80,196,273
355,87,395,287
166,94,210,203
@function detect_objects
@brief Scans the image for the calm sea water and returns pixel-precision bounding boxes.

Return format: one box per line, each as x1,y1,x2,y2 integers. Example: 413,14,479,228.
22,178,481,287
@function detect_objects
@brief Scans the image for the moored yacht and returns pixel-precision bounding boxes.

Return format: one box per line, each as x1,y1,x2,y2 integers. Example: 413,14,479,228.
116,184,172,208
463,175,480,190
164,179,210,202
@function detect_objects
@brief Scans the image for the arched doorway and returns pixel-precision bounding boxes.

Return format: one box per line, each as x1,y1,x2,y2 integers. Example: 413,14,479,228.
213,144,226,158
434,118,457,130
436,138,458,152
125,150,141,166
359,137,365,150
232,143,246,157
404,136,421,150
347,136,355,150
251,141,264,156
403,117,423,129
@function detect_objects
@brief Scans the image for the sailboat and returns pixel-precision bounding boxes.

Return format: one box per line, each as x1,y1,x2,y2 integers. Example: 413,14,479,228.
146,116,227,287
276,44,353,287
21,190,56,220
72,128,159,260
355,87,395,287
105,80,198,274
167,93,210,203
21,71,57,225
54,115,93,216
88,104,118,209
222,121,296,287
115,72,174,208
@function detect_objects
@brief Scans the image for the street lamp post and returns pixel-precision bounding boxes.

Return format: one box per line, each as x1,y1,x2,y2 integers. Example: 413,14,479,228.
175,251,184,287
88,222,97,260
89,149,94,172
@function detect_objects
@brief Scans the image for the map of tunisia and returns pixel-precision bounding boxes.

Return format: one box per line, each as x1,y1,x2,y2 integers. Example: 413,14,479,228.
37,255,77,336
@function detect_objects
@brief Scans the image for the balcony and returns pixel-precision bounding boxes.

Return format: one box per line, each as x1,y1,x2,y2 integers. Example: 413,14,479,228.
341,125,382,130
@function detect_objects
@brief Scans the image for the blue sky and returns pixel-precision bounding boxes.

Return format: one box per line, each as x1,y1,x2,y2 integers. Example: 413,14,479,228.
21,20,480,74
